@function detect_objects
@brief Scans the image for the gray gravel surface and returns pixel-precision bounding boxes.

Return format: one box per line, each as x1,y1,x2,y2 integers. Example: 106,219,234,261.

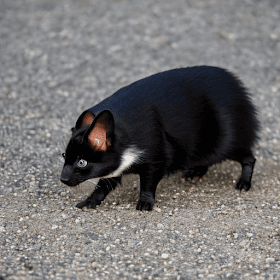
1,0,280,279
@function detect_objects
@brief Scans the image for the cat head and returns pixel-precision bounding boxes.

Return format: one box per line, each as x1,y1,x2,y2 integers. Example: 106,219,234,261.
60,110,121,186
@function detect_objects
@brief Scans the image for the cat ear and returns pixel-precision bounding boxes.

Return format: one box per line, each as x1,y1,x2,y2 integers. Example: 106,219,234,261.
75,111,95,128
84,110,114,151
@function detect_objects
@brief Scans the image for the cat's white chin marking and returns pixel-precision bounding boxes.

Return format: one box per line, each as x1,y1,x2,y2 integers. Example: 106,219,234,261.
102,146,143,178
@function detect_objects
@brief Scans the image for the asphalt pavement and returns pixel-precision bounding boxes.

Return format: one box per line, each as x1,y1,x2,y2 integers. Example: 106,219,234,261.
0,0,280,279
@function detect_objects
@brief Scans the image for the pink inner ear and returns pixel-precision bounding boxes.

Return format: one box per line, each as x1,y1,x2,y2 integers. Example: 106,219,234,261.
88,123,107,151
82,112,95,126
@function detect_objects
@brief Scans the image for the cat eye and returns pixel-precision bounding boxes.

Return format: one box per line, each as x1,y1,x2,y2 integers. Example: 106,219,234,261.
62,153,66,158
77,159,88,168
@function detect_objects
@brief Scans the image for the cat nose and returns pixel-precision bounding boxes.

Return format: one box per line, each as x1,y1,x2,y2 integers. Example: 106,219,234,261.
60,165,72,184
60,177,69,184
60,174,71,185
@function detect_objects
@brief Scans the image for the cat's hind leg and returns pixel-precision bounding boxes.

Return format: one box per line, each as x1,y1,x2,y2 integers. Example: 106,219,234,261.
76,176,121,209
235,151,256,191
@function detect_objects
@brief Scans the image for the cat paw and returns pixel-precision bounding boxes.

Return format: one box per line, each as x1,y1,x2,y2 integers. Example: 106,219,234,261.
183,166,208,180
76,198,100,209
136,200,154,211
182,169,196,180
235,179,251,191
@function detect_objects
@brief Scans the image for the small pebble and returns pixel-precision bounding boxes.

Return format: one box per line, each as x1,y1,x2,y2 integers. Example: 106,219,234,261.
161,253,169,259
157,223,164,229
266,257,275,265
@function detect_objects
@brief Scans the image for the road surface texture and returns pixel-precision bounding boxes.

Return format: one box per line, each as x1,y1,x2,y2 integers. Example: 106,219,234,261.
0,0,280,279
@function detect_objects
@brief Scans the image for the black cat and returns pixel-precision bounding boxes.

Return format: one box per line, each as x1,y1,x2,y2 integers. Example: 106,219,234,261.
60,66,260,211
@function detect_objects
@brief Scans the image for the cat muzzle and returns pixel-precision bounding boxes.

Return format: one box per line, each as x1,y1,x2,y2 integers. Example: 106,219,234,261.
60,165,76,186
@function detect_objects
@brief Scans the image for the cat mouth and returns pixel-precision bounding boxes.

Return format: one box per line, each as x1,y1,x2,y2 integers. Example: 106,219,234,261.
60,174,82,187
60,178,99,188
60,179,78,187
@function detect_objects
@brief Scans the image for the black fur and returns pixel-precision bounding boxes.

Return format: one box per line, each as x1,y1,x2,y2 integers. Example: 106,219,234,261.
60,66,260,211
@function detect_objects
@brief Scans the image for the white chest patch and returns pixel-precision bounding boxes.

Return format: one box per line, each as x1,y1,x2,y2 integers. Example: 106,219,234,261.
103,146,144,178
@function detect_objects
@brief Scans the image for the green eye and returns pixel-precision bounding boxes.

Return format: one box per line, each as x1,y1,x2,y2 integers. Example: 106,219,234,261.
77,159,87,168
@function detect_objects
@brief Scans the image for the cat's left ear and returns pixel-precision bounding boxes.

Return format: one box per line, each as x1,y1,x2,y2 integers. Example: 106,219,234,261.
75,110,95,129
83,110,114,151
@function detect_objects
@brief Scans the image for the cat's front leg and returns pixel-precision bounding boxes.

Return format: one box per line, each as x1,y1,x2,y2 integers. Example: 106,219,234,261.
136,167,163,211
76,176,121,209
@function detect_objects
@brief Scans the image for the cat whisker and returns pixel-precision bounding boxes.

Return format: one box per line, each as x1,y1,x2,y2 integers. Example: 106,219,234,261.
105,178,113,192
108,177,121,186
109,177,118,184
